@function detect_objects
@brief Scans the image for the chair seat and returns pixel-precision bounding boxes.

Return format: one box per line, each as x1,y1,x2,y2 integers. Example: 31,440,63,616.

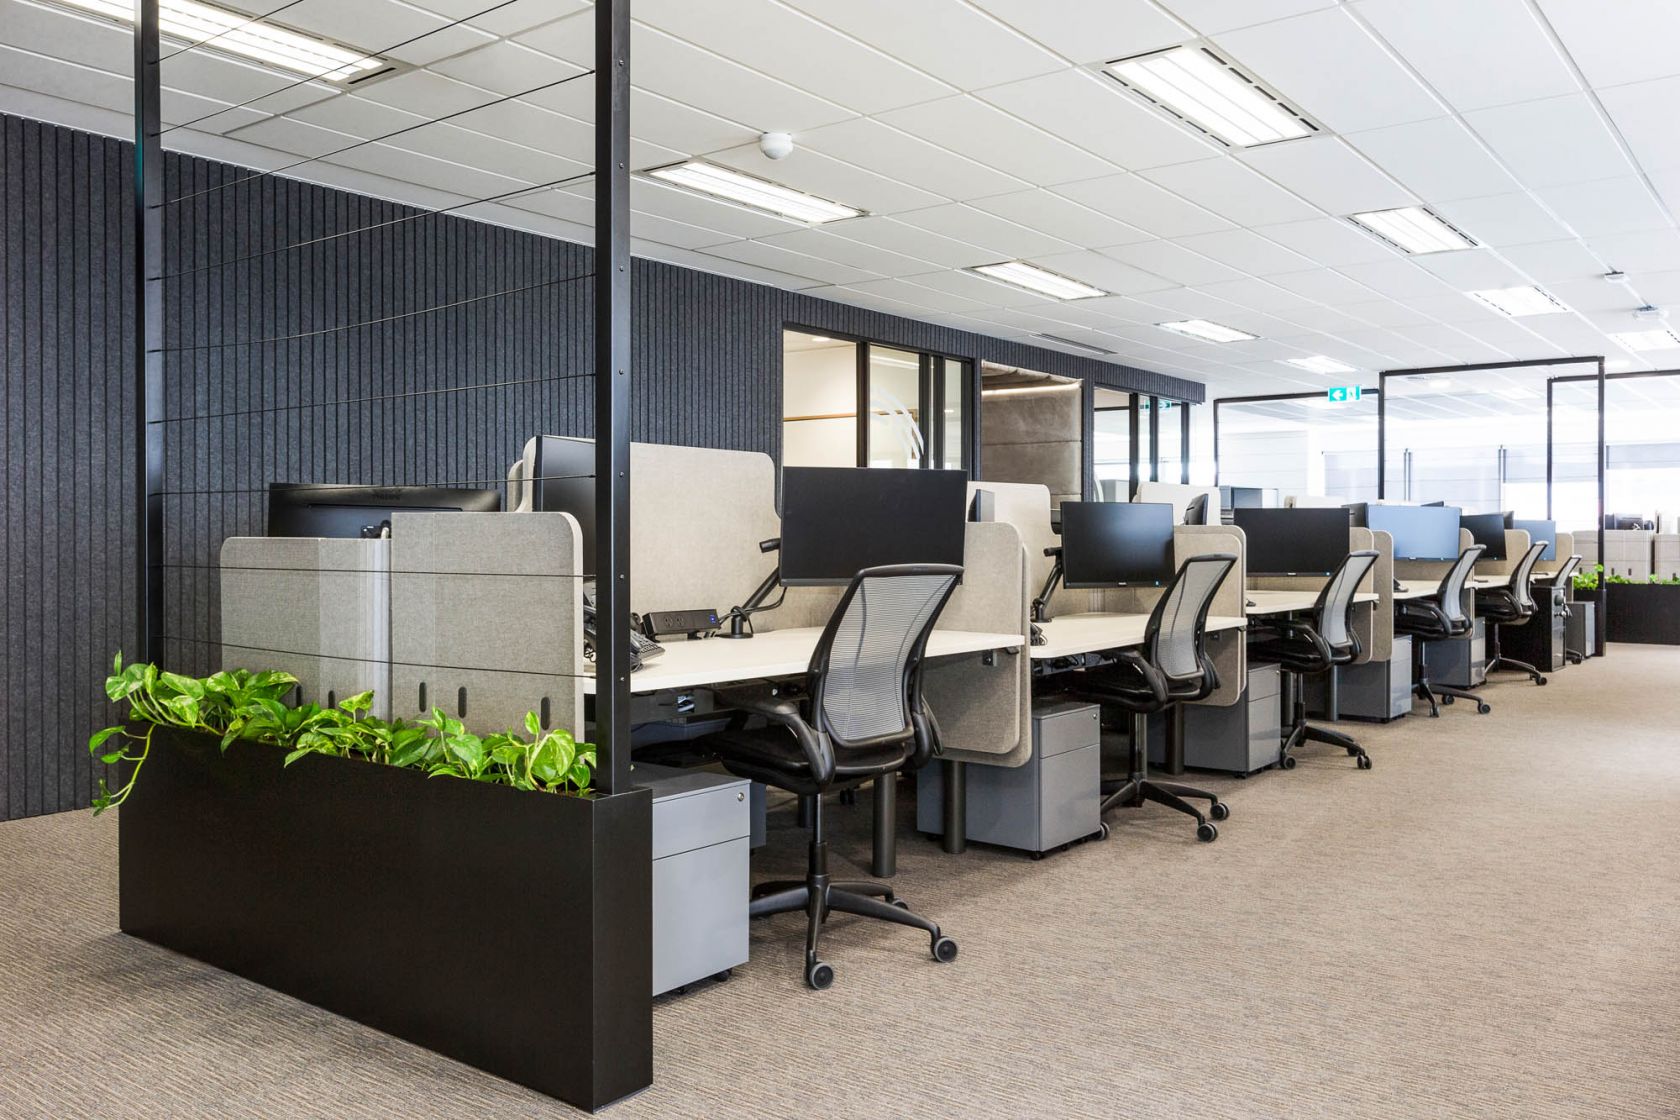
1248,634,1344,675
1072,658,1170,714
709,725,912,795
1475,588,1525,624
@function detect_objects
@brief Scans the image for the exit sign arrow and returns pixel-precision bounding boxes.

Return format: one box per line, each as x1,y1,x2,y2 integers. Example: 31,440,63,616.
1327,386,1363,403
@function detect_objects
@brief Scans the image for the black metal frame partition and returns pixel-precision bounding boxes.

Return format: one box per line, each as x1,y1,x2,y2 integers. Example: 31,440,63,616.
1377,356,1606,654
1092,389,1191,498
1210,387,1381,488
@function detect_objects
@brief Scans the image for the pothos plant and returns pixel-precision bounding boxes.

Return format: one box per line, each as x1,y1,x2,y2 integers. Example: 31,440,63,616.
89,653,595,815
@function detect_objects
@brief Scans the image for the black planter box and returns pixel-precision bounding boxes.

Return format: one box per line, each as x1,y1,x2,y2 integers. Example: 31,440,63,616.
1598,583,1680,645
118,728,653,1112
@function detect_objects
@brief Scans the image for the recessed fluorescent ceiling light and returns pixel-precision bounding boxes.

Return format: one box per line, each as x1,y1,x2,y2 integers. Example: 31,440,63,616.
1034,332,1114,355
57,0,381,80
981,382,1084,397
1349,206,1476,254
644,162,860,224
1611,328,1680,351
1157,319,1257,343
1103,46,1314,148
1468,285,1569,317
972,261,1106,300
1282,356,1356,374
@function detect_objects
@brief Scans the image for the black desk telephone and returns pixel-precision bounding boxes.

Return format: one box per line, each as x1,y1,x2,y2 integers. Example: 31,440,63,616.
582,583,663,671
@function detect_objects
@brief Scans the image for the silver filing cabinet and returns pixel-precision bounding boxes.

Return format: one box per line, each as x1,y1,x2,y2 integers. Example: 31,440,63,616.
1424,618,1486,688
917,699,1102,855
635,764,751,996
1152,662,1282,776
1306,634,1413,722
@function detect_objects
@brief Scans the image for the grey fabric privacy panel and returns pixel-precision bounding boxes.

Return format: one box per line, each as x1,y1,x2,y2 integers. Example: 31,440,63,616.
220,537,391,717
389,512,583,738
921,522,1032,767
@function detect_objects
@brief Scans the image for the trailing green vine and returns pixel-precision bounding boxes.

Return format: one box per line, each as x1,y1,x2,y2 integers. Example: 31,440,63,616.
89,653,594,814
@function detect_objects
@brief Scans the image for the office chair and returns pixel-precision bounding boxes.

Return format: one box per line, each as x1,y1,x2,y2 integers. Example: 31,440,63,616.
1071,553,1238,843
701,564,962,990
1184,492,1210,525
1475,542,1549,686
1395,545,1489,717
1248,550,1380,771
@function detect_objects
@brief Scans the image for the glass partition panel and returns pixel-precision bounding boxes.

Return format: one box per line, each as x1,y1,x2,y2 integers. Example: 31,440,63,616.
1549,377,1601,531
1157,399,1185,485
1092,388,1132,500
782,330,859,468
1606,373,1680,524
866,344,924,468
937,356,968,471
1216,392,1379,502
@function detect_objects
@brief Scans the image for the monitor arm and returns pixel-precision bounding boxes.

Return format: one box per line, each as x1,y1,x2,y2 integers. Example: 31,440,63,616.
718,538,784,640
1031,546,1065,625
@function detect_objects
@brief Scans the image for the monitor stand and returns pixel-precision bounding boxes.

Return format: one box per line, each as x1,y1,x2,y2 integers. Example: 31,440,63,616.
1031,547,1065,625
718,565,782,639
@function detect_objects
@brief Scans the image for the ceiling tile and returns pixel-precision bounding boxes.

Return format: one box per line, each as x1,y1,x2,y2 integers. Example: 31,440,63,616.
629,0,953,115
1432,192,1570,247
780,0,1065,89
1346,117,1520,203
824,215,998,269
1537,0,1680,90
1534,177,1672,238
1052,173,1232,238
1139,157,1321,227
1462,93,1634,189
1338,300,1432,328
1354,0,1578,112
642,241,826,289
967,0,1190,65
699,239,882,286
1213,7,1446,134
975,69,1221,172
625,178,805,238
1171,229,1318,275
896,203,1080,260
967,190,1153,250
1159,0,1338,35
1266,268,1384,306
1499,239,1613,283
842,276,993,314
879,95,1120,186
753,227,938,277
410,0,586,38
1253,218,1396,266
1399,293,1511,325
530,82,762,160
709,144,948,216
283,0,492,67
1584,230,1680,275
1102,239,1244,285
1239,136,1414,215
427,42,587,96
1545,277,1650,315
796,118,1030,201
1274,305,1382,334
1597,76,1680,174
1027,251,1180,295
904,269,1061,308
1412,249,1530,290
1196,278,1318,314
1334,258,1458,300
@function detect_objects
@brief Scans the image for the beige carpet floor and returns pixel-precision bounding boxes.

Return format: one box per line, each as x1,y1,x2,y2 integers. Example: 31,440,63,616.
4,646,1679,1119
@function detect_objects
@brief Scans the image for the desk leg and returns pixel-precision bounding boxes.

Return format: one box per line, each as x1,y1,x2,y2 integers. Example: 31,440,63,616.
940,760,967,855
1327,666,1342,722
1163,707,1187,776
871,773,896,878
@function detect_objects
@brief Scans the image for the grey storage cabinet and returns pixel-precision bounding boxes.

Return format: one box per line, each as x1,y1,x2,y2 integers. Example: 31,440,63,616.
635,764,751,996
1424,617,1486,688
917,700,1101,855
1306,635,1413,722
1150,662,1282,776
1566,600,1598,658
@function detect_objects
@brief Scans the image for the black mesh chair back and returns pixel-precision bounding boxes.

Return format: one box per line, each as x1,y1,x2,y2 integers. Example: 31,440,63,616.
1314,550,1379,657
1506,542,1547,615
1144,553,1237,696
808,564,963,754
1434,545,1485,628
1551,554,1581,589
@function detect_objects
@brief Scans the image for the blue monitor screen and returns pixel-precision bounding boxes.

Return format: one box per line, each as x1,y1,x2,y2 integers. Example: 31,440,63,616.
1513,518,1557,561
1367,504,1462,562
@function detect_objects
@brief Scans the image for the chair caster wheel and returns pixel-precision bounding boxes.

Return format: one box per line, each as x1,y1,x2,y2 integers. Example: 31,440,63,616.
1196,822,1218,843
890,897,910,910
1094,823,1111,841
1029,850,1044,861
1279,755,1297,770
1536,676,1548,686
1477,703,1491,714
1357,755,1372,770
1210,802,1229,821
806,961,834,990
1442,695,1454,705
712,969,733,983
931,936,959,963
1429,709,1440,718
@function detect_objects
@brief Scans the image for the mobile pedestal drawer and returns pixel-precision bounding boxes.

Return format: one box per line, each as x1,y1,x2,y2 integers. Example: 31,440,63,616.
1151,662,1281,777
917,700,1102,856
633,763,750,996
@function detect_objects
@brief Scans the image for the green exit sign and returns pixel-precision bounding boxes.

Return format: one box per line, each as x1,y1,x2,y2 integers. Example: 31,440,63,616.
1327,386,1362,403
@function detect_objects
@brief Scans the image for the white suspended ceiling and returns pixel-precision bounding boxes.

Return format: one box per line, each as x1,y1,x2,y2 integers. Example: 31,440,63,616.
4,0,1680,398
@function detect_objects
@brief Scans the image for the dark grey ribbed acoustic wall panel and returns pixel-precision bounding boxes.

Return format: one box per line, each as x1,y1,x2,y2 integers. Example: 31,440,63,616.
1,111,1201,820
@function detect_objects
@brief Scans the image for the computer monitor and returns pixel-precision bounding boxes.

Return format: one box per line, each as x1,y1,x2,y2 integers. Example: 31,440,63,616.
526,435,599,575
1367,504,1462,562
1603,512,1652,530
267,483,500,539
1059,501,1176,588
1344,502,1369,528
778,467,967,586
1184,493,1210,525
1222,485,1268,510
1461,513,1508,561
1513,518,1557,561
1233,508,1349,577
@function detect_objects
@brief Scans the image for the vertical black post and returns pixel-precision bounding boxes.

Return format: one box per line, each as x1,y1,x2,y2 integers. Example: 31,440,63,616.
134,0,163,663
1545,378,1554,519
1146,396,1160,483
1596,356,1607,656
594,0,631,795
854,342,869,467
1211,400,1221,486
1179,402,1191,485
1376,373,1387,499
1127,395,1140,500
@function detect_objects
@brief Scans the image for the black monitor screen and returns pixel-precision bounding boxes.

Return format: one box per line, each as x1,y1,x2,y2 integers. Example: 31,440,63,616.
528,435,598,575
1233,508,1348,576
1461,513,1508,561
1226,486,1268,509
1344,502,1369,528
267,483,500,538
1059,501,1176,588
779,467,967,586
1513,518,1557,561
1367,504,1462,561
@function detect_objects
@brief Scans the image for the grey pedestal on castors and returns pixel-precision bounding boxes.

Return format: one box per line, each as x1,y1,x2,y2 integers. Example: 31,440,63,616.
1424,618,1486,688
1305,635,1414,722
1148,662,1282,776
635,764,751,996
917,700,1102,856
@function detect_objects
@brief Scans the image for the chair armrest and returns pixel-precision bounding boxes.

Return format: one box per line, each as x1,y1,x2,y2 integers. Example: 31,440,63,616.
1396,598,1448,631
711,683,836,786
1112,649,1169,708
909,696,940,769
